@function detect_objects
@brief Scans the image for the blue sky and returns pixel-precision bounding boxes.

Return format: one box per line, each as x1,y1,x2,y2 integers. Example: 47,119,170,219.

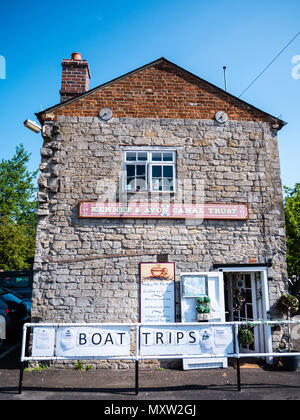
0,0,299,188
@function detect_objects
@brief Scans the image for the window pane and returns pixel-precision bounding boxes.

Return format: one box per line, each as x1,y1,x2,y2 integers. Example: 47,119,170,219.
126,165,135,177
162,178,174,191
152,152,162,161
137,152,147,161
166,178,174,191
136,178,146,191
152,166,162,177
126,177,135,191
246,289,252,303
163,152,173,161
163,166,173,178
0,276,30,288
126,152,136,161
247,304,253,319
152,179,161,191
162,179,171,191
136,165,146,176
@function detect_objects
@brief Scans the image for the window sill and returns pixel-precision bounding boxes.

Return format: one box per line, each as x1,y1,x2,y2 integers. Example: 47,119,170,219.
124,191,176,194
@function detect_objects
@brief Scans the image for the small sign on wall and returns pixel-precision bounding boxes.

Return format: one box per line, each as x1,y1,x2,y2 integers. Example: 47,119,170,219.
139,263,176,323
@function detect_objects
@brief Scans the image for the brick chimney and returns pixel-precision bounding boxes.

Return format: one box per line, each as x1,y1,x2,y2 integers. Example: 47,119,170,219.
60,52,91,102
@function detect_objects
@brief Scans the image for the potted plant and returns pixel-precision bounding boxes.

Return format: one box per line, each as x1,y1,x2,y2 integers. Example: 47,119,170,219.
277,293,300,371
196,296,211,321
238,326,255,347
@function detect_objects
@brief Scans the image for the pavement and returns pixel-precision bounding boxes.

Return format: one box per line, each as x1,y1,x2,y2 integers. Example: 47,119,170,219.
0,344,299,401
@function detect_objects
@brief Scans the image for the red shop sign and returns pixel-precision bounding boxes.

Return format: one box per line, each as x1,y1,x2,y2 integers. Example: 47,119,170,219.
78,202,248,220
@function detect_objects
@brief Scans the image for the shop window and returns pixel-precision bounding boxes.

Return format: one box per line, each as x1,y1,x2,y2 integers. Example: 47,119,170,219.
123,150,176,193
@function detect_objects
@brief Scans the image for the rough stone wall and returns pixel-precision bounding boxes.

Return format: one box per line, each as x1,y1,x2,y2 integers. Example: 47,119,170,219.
32,116,288,335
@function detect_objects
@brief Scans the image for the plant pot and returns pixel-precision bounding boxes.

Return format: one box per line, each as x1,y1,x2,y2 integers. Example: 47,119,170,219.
197,313,210,321
238,327,255,347
280,353,300,371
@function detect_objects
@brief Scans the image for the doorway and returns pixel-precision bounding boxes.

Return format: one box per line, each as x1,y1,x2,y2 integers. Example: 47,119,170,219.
224,271,265,353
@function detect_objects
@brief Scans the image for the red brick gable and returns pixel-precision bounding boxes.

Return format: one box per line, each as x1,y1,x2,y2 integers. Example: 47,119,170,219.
38,58,285,127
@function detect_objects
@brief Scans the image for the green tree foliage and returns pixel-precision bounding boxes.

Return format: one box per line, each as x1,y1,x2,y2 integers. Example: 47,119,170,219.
0,145,38,270
284,183,300,294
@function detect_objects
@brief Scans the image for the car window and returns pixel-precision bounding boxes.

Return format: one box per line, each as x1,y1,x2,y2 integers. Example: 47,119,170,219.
0,276,30,289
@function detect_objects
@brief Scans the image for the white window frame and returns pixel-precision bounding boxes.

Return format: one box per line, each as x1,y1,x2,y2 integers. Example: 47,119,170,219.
122,149,177,193
123,151,148,193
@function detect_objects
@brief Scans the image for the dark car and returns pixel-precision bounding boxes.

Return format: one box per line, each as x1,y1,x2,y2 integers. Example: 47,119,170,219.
0,271,33,314
0,288,30,347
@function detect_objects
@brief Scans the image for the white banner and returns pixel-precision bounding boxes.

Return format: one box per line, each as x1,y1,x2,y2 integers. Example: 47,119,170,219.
31,325,131,358
140,325,234,357
29,323,234,360
55,326,131,357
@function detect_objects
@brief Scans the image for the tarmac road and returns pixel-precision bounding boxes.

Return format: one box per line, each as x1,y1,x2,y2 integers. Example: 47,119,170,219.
0,344,299,401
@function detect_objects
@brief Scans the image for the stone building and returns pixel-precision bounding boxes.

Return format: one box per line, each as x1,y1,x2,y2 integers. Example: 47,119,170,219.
31,53,288,361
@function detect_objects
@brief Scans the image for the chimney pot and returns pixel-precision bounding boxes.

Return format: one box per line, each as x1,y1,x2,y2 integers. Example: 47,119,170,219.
71,52,82,60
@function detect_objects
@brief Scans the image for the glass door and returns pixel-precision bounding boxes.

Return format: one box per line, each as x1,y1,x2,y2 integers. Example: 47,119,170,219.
225,272,261,353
